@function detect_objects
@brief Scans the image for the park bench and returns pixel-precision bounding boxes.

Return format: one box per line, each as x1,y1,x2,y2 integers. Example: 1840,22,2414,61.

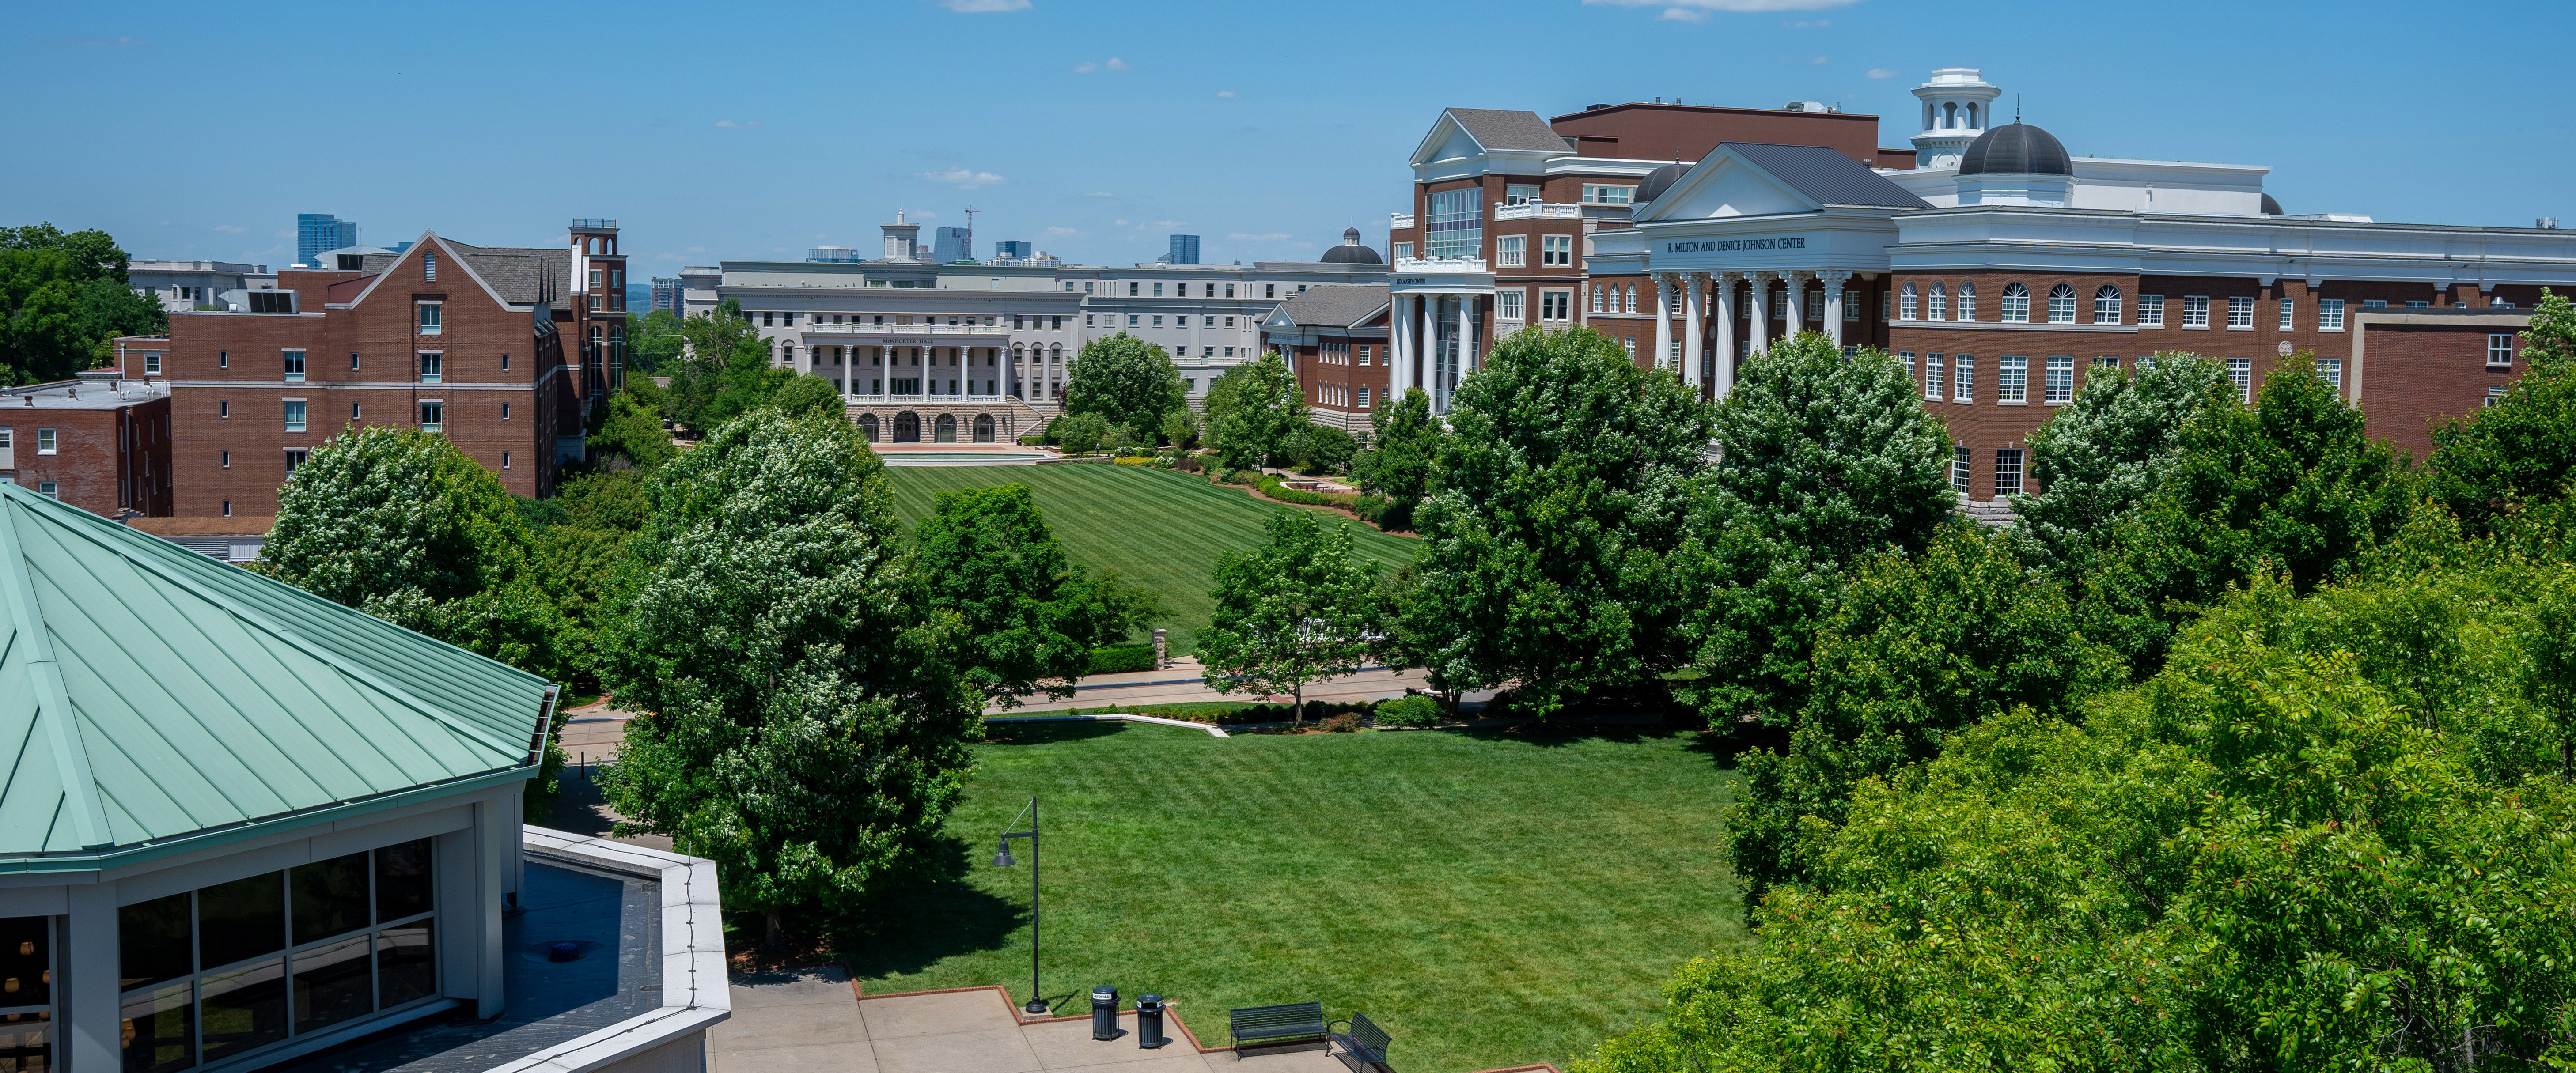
1228,1001,1327,1056
1330,1012,1393,1071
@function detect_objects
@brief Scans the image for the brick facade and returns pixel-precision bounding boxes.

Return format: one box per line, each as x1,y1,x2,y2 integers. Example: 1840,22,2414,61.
0,384,173,517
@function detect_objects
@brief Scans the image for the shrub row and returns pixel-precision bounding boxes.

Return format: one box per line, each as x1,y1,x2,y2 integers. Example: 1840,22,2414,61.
1088,644,1157,675
1216,469,1397,526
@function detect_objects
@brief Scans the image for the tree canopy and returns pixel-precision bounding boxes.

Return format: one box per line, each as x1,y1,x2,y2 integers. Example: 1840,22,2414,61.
1,223,164,384
1197,508,1384,722
914,484,1159,706
1352,386,1441,529
2425,288,2576,532
1206,351,1307,471
1061,332,1186,438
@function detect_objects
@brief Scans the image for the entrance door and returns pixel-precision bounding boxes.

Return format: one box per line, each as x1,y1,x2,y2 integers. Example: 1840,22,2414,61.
934,414,958,442
1431,297,1460,414
894,412,920,442
973,414,994,442
860,414,879,442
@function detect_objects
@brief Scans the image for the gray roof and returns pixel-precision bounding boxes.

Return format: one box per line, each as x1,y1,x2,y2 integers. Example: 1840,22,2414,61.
1724,143,1932,210
1448,108,1572,153
1272,284,1390,329
361,239,570,305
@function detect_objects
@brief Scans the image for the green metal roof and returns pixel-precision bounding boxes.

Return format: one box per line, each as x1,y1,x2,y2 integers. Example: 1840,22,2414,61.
0,483,553,869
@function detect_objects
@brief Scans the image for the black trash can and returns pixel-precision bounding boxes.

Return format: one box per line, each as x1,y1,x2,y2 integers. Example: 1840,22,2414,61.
1136,994,1169,1049
1091,986,1119,1041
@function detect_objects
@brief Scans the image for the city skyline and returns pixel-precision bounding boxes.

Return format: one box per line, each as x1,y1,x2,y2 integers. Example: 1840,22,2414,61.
8,0,2567,273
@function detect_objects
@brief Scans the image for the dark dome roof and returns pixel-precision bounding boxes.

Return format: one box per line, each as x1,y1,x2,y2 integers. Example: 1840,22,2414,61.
1634,162,1688,205
2261,193,2284,216
1321,227,1381,264
1958,122,2071,176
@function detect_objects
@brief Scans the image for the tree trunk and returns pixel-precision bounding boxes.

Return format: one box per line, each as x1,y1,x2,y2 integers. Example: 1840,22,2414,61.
1294,682,1304,725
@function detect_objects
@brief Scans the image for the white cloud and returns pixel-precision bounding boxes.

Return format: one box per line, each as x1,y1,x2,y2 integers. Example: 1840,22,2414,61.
918,168,1007,189
1114,219,1130,227
274,229,293,238
715,119,762,129
939,0,1030,10
655,252,684,261
1866,68,1897,79
1073,61,1097,73
913,211,938,220
1083,191,1114,197
1043,226,1082,238
1786,18,1829,26
213,224,247,234
1106,57,1129,70
1585,0,1860,15
686,246,709,253
1073,57,1132,73
1143,219,1186,228
1216,90,1236,98
1811,54,1827,64
1227,232,1291,242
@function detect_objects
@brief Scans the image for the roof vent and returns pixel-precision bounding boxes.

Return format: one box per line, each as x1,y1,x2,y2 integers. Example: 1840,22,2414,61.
2542,217,2562,230
1587,103,1609,111
1783,100,1827,113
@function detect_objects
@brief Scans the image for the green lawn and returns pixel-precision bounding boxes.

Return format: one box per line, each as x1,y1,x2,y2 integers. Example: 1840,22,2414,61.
842,722,1745,1073
883,463,1418,654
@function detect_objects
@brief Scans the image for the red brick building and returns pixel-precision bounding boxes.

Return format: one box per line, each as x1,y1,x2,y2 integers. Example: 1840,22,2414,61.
0,375,173,517
1259,284,1392,437
143,224,628,517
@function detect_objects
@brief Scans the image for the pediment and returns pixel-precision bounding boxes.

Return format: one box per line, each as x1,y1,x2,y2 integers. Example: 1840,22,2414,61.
1411,112,1485,167
1637,152,1821,222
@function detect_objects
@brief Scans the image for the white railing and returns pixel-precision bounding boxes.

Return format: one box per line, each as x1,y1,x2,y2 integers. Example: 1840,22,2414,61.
1390,212,1416,230
1394,256,1490,274
802,322,1009,336
1493,201,1581,221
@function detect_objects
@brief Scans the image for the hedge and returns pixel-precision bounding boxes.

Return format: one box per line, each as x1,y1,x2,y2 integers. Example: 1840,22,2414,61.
1089,644,1157,675
1219,470,1396,525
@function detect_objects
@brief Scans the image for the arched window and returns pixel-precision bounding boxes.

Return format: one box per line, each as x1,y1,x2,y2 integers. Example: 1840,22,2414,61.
1928,283,1948,321
1899,282,1919,321
2047,283,2077,324
1049,344,1062,362
860,414,879,441
974,414,995,442
1943,102,1958,128
1956,281,1977,321
2001,282,2031,323
1966,102,1978,128
1590,284,1603,313
1624,285,1637,314
2094,285,2123,324
1013,345,1025,362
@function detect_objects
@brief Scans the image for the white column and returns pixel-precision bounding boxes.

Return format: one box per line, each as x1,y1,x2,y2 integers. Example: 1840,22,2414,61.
1786,271,1815,338
1712,272,1737,398
1681,272,1706,386
1746,272,1772,356
65,883,118,1073
1822,271,1850,348
1458,296,1477,374
843,347,854,402
1651,272,1674,372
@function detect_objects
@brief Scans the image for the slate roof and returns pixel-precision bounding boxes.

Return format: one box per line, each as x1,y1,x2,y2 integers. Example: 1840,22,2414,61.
1447,108,1572,153
1271,284,1390,329
360,238,570,305
0,482,552,867
1724,142,1932,209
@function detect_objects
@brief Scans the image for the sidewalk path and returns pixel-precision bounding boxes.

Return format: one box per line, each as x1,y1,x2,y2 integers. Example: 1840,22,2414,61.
988,657,1432,714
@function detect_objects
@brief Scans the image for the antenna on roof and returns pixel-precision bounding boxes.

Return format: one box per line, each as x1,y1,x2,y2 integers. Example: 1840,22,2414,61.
2015,94,2022,124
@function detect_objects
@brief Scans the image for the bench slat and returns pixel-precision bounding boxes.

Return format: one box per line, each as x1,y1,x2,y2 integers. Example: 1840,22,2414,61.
1230,1001,1327,1044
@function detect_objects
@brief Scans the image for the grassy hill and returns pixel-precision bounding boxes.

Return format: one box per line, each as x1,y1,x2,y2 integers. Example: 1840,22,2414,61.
882,463,1417,654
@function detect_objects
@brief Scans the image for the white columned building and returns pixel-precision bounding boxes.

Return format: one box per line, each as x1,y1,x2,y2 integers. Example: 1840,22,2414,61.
1390,255,1494,414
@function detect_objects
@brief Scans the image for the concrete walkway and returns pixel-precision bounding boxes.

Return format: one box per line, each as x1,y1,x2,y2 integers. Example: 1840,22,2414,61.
990,658,1434,715
715,967,1344,1073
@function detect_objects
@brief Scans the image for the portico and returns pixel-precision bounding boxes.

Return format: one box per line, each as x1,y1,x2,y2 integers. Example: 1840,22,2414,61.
1387,256,1495,414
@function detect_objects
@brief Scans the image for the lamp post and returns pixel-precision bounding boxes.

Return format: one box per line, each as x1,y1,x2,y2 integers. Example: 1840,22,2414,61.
992,796,1046,1015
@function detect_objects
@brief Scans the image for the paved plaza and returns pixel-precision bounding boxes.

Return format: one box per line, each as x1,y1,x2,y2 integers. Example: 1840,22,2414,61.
714,967,1348,1073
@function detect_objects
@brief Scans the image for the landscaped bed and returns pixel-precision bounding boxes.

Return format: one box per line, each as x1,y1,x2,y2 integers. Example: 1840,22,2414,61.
840,720,1746,1073
884,463,1417,654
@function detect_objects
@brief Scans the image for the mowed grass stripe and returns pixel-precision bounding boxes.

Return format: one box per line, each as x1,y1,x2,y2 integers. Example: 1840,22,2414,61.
883,463,1416,654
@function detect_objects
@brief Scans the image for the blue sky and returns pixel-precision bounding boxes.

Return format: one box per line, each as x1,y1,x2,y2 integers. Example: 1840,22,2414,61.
8,0,2568,273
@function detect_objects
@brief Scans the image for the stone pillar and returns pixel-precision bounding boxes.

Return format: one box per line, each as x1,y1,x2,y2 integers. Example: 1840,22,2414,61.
1395,293,1417,400
1651,272,1674,372
1153,627,1169,670
1787,271,1816,338
1712,272,1738,399
1822,271,1851,348
1681,272,1706,386
1460,295,1478,373
1746,272,1773,356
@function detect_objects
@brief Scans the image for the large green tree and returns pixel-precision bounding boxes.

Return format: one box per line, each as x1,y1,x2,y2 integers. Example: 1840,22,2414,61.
598,408,978,942
2011,352,2235,571
1207,351,1307,471
625,308,686,376
1675,332,1955,724
1061,332,1186,437
1197,508,1384,723
914,484,1159,706
586,388,676,468
1352,386,1441,530
2425,288,2576,532
0,223,165,384
1398,325,1711,713
664,300,790,431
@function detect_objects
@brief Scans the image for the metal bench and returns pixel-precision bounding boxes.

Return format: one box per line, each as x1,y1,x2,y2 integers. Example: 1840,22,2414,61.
1228,1001,1327,1056
1330,1012,1392,1070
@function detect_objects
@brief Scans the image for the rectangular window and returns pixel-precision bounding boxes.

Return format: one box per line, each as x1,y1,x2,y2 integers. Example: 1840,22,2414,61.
1542,291,1570,321
1265,284,1277,298
1498,290,1525,320
500,402,510,420
2406,300,2430,309
1954,354,1975,403
1924,353,1945,400
219,400,229,418
1899,351,1916,383
2094,354,2120,372
1392,242,1413,261
221,450,231,468
1928,287,1948,321
2486,385,2508,408
1995,449,2024,496
423,252,435,281
1997,355,2027,402
2315,357,2343,391
1951,446,1972,493
2490,334,2516,367
283,350,306,382
2183,295,2211,328
1225,284,1236,298
2319,298,2346,330
2045,355,2074,403
502,451,511,470
1359,386,1371,407
1582,184,1636,205
418,352,442,384
1153,283,1164,297
351,402,361,421
1152,315,1163,327
1844,296,1860,322
2364,299,2387,309
1505,183,1541,205
38,428,57,454
500,353,510,371
283,401,307,432
1900,287,1918,321
35,482,54,498
417,301,443,335
419,402,443,433
2227,296,2254,329
146,352,162,374
1805,290,1824,322
2278,298,2296,331
2227,357,2253,401
1425,188,1484,259
589,270,603,289
219,350,227,369
1542,234,1573,267
1128,314,1139,327
2140,294,2165,327
1496,235,1526,266
285,449,307,473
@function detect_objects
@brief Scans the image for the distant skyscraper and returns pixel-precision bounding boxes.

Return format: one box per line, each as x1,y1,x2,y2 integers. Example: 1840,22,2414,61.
296,214,358,267
1168,234,1201,264
994,240,1032,259
932,227,972,263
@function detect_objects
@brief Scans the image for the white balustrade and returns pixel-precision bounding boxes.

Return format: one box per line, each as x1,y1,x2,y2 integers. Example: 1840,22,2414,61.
1390,212,1416,230
1493,202,1582,221
1394,256,1490,274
